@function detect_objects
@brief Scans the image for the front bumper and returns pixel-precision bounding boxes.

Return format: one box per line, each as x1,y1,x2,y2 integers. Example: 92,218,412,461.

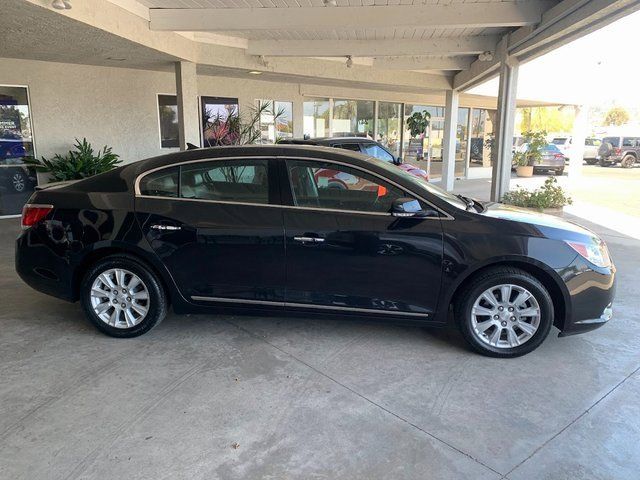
558,260,616,337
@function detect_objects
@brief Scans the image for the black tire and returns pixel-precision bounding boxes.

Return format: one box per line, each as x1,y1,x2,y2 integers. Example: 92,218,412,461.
80,254,167,338
455,267,554,358
620,154,636,169
555,168,564,176
585,159,598,165
599,158,611,167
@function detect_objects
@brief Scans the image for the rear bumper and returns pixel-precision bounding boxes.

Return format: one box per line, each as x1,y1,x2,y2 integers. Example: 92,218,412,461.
15,227,76,302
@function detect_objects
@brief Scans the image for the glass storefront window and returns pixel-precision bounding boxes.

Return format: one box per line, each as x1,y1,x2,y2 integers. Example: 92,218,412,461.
201,96,239,147
0,85,37,216
257,100,294,143
377,102,402,157
303,99,330,138
469,109,493,168
157,94,179,148
332,99,374,138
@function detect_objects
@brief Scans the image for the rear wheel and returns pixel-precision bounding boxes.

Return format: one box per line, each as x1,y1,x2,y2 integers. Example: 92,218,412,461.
621,154,636,168
455,267,553,357
80,255,167,337
555,168,564,176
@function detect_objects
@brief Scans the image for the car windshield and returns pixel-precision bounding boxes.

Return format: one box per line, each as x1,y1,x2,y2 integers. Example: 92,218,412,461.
551,138,567,145
364,155,469,210
602,137,620,147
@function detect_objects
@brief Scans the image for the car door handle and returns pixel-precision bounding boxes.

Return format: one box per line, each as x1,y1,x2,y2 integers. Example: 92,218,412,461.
150,224,181,231
293,236,325,243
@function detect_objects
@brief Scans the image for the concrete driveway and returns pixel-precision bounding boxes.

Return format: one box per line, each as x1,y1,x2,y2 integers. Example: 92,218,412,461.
1,216,639,480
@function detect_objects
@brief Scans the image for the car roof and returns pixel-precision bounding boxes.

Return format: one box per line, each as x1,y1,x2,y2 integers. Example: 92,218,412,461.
281,137,377,146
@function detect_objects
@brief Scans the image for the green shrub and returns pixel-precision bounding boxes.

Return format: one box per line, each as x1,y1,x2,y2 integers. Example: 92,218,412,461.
502,177,573,210
25,138,121,182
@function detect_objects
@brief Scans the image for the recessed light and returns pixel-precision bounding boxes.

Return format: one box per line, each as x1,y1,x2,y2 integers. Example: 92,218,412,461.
248,71,262,75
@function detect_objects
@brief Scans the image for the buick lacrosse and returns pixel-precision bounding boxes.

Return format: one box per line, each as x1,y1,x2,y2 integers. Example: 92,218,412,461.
16,145,615,357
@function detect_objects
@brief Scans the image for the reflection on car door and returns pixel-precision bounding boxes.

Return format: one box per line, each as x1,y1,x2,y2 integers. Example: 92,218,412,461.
135,158,286,305
280,158,444,318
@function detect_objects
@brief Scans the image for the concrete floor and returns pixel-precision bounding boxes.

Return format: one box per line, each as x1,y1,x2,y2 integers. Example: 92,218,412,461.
1,205,639,479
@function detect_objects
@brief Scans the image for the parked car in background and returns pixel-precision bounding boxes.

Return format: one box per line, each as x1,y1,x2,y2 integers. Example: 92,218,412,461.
281,137,429,179
515,143,566,175
16,145,616,357
550,136,601,164
598,136,640,168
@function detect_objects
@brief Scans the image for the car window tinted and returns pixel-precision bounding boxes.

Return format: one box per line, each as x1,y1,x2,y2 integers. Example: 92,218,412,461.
139,167,179,197
286,159,405,214
180,159,269,204
332,143,361,152
361,144,395,162
603,137,621,147
551,138,567,145
622,137,640,147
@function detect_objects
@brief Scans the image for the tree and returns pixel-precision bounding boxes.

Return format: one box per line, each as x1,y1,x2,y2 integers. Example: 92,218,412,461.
603,107,630,126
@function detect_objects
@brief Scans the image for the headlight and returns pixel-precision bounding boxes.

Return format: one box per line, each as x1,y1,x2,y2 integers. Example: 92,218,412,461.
566,239,611,268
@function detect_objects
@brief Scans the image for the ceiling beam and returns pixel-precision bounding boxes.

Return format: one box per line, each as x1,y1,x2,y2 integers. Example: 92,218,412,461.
149,2,554,31
247,37,498,57
373,56,474,71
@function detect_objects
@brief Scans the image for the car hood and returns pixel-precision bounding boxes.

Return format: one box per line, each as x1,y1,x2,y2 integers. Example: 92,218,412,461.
480,202,595,237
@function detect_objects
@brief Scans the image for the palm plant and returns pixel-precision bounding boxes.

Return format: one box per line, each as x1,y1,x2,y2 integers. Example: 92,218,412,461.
202,101,286,146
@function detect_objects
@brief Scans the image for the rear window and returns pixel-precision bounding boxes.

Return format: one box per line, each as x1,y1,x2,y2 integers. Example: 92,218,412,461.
543,144,562,153
602,137,621,147
551,138,567,145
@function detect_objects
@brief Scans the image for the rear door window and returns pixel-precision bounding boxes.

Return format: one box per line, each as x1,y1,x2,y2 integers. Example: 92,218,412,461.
180,159,270,204
622,137,640,147
332,143,362,153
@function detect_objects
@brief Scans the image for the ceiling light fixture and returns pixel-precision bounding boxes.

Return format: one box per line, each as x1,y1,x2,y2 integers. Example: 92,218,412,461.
323,0,337,6
345,55,353,68
478,51,493,62
52,0,72,9
248,71,262,75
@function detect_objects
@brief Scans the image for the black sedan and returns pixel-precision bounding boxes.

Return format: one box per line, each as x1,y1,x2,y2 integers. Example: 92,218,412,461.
15,145,615,357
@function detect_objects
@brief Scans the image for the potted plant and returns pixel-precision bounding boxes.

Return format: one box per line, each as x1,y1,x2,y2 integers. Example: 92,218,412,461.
24,138,120,182
513,151,533,177
514,130,547,177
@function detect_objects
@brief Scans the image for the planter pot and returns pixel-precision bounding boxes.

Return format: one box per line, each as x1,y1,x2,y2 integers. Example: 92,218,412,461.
516,166,534,177
541,207,564,216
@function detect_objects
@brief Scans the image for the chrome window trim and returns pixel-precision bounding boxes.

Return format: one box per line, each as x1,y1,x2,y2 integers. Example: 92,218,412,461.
191,295,430,318
134,154,453,220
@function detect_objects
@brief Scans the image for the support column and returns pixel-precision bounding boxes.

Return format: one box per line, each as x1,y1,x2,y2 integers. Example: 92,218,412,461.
568,104,587,180
175,61,200,150
441,89,459,192
293,99,304,138
490,57,519,202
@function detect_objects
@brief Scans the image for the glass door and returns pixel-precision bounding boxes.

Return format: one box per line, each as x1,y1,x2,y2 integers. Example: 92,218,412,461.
0,85,37,217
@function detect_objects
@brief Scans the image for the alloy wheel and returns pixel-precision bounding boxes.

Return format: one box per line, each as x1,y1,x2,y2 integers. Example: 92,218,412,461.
90,268,150,328
470,284,541,349
12,173,25,192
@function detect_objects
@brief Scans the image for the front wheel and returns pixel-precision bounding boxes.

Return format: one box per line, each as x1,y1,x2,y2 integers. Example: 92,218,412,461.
455,267,553,357
80,255,167,337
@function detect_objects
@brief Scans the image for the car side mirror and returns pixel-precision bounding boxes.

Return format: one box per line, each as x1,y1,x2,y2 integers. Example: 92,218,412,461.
391,197,436,218
394,156,403,165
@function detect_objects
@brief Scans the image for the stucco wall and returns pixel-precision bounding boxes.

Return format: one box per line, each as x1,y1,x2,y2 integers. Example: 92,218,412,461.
1,57,495,166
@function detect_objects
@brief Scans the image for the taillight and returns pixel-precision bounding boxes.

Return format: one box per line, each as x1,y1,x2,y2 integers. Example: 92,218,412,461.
614,147,622,155
554,154,564,159
21,204,53,230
